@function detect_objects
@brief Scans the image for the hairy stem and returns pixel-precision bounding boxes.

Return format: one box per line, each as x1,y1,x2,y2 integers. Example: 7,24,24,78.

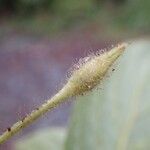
0,87,71,144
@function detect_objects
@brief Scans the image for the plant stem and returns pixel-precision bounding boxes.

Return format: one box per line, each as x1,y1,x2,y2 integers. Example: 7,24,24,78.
0,87,71,144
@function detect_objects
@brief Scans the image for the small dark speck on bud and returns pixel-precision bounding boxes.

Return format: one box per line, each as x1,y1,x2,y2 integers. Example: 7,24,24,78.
7,127,11,132
112,68,115,72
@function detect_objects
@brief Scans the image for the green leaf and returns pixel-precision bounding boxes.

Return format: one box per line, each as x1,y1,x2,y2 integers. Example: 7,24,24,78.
15,128,66,150
65,40,150,150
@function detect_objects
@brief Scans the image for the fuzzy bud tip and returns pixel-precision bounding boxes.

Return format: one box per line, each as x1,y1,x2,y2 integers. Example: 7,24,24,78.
62,43,128,97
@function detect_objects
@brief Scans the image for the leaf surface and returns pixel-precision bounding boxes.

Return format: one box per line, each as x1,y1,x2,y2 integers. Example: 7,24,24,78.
65,40,150,150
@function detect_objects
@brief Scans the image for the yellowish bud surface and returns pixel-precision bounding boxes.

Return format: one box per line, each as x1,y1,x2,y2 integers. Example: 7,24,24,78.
63,43,128,96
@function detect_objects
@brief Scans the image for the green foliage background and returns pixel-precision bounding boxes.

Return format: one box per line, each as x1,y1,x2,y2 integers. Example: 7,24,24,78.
0,0,150,33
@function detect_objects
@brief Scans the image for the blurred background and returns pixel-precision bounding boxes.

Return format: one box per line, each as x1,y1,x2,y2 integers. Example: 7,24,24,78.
0,0,150,149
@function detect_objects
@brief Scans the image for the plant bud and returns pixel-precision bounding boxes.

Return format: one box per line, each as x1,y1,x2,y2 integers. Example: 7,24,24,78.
62,43,128,97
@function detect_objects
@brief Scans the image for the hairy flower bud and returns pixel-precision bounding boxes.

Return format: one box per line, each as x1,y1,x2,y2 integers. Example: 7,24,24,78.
62,43,128,97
